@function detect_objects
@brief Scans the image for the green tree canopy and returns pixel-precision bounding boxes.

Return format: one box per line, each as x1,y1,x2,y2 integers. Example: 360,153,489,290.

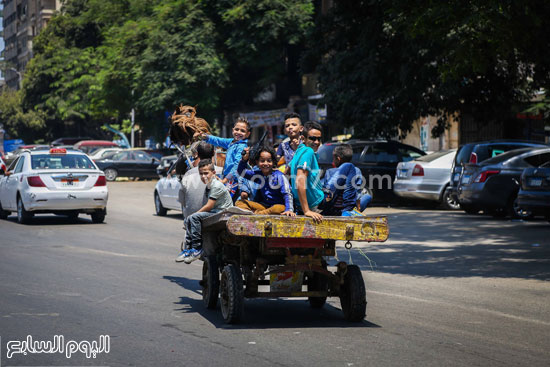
303,0,550,138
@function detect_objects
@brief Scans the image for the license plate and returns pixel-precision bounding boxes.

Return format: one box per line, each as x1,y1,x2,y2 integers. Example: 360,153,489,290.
453,173,460,182
529,178,543,187
461,175,471,184
397,169,408,178
61,179,79,186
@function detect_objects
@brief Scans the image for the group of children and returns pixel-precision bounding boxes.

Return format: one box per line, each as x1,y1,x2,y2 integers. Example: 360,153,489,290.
176,113,371,264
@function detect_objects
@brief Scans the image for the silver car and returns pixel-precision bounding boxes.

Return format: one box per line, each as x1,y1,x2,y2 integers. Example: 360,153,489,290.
393,149,460,209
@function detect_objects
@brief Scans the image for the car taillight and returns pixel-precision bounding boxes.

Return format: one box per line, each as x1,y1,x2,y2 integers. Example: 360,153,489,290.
474,170,500,183
27,176,46,187
94,175,107,186
412,164,424,176
469,152,478,164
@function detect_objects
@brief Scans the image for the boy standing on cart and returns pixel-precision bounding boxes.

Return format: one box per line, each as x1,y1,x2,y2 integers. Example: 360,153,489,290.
177,159,233,264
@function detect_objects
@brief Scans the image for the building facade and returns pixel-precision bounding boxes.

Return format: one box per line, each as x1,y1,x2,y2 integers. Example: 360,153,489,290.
2,0,61,89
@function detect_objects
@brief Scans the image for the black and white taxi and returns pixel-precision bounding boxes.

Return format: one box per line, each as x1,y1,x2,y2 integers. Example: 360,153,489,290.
0,148,108,224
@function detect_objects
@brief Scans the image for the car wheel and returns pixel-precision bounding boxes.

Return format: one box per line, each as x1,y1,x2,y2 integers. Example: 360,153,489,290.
0,200,9,220
441,186,461,210
104,168,118,181
17,196,33,224
91,209,106,224
154,191,167,216
507,194,532,219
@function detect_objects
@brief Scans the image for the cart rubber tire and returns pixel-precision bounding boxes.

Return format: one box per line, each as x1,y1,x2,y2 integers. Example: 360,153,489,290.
17,196,33,224
91,209,106,224
154,191,167,216
202,256,220,309
339,265,366,322
220,264,244,324
308,270,328,309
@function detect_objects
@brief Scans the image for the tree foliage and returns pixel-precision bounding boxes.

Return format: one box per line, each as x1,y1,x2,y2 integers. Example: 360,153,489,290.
19,0,313,142
303,0,550,138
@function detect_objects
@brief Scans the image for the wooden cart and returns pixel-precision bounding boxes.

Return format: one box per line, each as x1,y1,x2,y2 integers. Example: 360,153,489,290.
198,209,389,323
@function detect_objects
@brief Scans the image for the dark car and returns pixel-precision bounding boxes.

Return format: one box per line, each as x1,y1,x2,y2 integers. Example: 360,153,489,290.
317,140,426,202
95,150,160,181
457,147,550,218
450,140,548,210
156,154,178,176
51,137,92,146
517,162,550,222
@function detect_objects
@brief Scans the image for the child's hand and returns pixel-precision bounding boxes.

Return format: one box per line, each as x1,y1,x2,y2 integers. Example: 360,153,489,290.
304,210,323,223
193,132,207,140
282,211,296,217
241,147,250,161
289,137,301,150
221,177,228,184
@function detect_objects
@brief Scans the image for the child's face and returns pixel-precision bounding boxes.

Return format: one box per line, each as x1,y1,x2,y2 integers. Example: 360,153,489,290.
232,122,251,141
284,118,303,138
199,166,215,184
258,151,274,175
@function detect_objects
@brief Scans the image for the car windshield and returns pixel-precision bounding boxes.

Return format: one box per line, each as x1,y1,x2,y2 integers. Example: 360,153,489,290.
480,148,535,165
31,154,96,170
416,150,453,162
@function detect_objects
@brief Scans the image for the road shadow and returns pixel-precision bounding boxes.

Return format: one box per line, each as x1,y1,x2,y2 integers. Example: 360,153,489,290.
344,210,550,280
1,215,97,225
163,275,380,329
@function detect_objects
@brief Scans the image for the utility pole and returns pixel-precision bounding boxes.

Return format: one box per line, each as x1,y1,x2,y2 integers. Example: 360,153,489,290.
130,90,135,148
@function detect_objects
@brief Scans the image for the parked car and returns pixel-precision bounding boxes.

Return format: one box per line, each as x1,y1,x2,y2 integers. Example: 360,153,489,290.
89,147,126,161
3,145,50,166
317,140,426,202
156,154,179,176
94,150,160,181
154,162,183,216
517,161,550,222
0,147,108,223
393,149,460,209
450,140,548,211
51,137,92,146
457,147,550,218
131,147,176,160
74,140,120,155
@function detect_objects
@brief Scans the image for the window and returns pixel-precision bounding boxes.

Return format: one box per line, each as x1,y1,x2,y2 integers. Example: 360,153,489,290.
523,152,550,167
135,152,152,162
14,156,25,173
362,144,398,163
31,154,95,170
399,147,424,162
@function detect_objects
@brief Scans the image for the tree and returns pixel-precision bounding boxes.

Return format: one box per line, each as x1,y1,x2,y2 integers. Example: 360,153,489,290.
0,89,46,142
303,0,550,138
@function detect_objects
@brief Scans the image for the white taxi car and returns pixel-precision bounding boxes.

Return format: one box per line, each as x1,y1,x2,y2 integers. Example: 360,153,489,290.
0,148,108,224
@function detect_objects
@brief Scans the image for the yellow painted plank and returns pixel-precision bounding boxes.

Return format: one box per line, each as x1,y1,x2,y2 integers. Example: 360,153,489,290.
226,215,389,242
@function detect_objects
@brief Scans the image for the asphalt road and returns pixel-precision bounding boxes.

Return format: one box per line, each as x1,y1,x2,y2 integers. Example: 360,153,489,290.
1,181,549,367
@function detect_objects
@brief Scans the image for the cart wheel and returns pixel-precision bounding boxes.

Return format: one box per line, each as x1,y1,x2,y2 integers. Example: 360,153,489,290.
220,264,244,324
202,256,220,309
308,271,328,309
339,265,366,322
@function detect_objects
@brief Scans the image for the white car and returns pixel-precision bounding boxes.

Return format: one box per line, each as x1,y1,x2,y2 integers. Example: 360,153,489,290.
89,147,126,161
154,166,182,216
393,149,460,210
0,148,108,224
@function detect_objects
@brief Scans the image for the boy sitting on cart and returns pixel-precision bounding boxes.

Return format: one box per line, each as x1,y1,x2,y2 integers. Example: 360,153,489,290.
176,159,233,264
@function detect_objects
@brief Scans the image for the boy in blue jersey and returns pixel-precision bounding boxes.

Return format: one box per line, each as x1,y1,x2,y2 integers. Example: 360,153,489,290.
322,144,371,215
235,146,295,216
195,117,251,198
288,121,325,222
